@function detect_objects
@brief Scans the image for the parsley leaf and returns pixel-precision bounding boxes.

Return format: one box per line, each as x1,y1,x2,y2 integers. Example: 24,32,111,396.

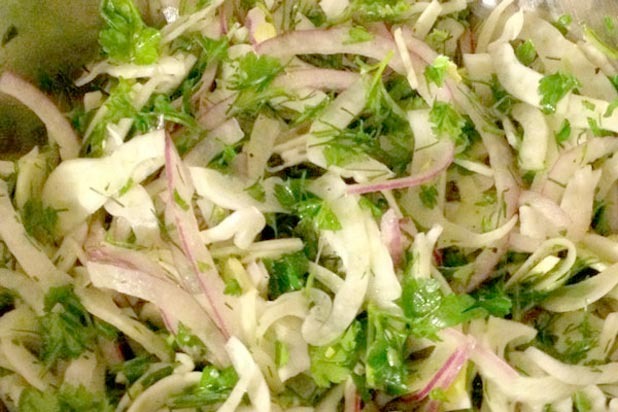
538,71,580,114
419,185,439,209
554,119,572,144
135,94,198,133
172,323,207,359
344,26,374,44
83,78,136,157
168,366,238,409
19,387,59,412
310,320,362,387
114,355,155,384
350,0,410,22
20,199,58,245
265,251,310,300
99,0,161,65
429,101,467,149
230,53,283,92
39,286,96,368
275,178,341,231
424,55,451,87
469,280,512,318
574,391,592,412
400,278,483,339
605,99,618,118
366,306,408,395
552,14,572,36
19,385,113,412
426,29,452,52
490,74,514,114
515,39,537,65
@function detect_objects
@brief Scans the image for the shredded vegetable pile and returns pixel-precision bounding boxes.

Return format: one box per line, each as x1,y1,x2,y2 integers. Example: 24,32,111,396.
1,0,618,410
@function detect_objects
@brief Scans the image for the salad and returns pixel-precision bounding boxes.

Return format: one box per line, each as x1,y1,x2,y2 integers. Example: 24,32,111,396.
0,0,618,410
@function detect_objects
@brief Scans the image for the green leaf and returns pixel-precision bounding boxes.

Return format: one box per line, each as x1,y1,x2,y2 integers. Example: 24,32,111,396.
168,366,238,409
366,306,408,395
275,340,290,368
230,53,283,92
400,278,483,339
19,385,113,412
19,387,60,412
309,321,362,387
573,391,592,412
350,0,410,22
426,29,452,51
244,181,266,202
173,189,190,211
57,385,114,412
20,199,58,245
315,203,342,231
552,14,572,36
469,280,512,317
587,117,610,137
424,55,451,87
274,178,342,231
84,78,137,157
115,355,155,384
605,99,618,118
419,185,439,209
224,278,243,296
99,0,161,64
265,251,309,300
538,72,580,114
135,94,199,133
323,143,366,167
429,101,466,148
39,286,96,367
174,323,207,355
344,26,374,44
554,119,571,144
515,39,537,66
490,74,514,114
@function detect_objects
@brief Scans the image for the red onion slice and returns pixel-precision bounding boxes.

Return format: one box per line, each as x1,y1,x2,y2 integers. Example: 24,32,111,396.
347,142,454,194
164,135,232,338
256,27,405,74
0,71,80,160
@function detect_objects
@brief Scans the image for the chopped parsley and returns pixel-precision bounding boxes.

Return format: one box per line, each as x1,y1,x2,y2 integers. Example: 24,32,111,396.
552,14,573,36
424,55,451,87
39,286,97,368
429,101,467,149
265,251,310,300
20,199,59,245
168,366,238,409
230,53,283,92
309,320,362,387
515,39,537,66
344,26,374,44
554,119,571,144
99,0,161,65
419,184,439,209
19,385,113,412
350,0,410,22
275,178,341,231
538,72,580,114
83,78,137,157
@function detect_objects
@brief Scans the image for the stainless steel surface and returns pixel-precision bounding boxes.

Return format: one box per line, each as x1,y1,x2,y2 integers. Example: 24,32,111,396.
0,0,101,158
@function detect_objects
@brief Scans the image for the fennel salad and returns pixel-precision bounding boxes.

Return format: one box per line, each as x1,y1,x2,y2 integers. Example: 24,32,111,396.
0,0,618,410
